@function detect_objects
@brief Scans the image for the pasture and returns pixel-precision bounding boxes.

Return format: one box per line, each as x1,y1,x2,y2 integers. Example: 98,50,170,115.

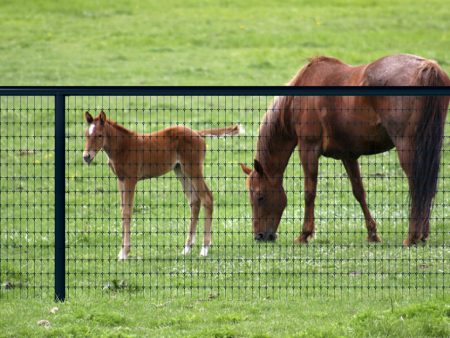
1,0,450,336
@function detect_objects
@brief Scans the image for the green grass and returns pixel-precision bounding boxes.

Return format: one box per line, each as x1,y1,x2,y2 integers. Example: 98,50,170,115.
0,0,449,85
1,0,450,336
1,296,449,337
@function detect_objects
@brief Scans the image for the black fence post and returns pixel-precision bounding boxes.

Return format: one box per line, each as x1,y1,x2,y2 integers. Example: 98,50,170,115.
55,94,65,301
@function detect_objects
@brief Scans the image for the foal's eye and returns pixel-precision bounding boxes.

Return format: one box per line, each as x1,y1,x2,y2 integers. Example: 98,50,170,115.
257,195,265,203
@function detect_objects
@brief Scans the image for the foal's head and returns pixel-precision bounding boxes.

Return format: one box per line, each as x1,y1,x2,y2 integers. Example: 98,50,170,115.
83,111,107,164
241,160,287,242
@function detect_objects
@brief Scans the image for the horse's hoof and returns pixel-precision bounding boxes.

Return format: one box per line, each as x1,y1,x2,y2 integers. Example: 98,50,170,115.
367,234,381,242
403,234,425,246
403,238,417,247
294,234,311,244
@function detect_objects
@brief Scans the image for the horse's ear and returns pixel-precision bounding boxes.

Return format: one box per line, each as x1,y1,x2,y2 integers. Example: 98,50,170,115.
85,111,94,124
99,111,106,125
240,163,252,176
254,159,265,176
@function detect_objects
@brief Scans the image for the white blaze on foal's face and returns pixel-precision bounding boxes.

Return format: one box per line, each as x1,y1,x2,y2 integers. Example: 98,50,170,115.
83,111,106,164
88,123,96,136
82,124,98,163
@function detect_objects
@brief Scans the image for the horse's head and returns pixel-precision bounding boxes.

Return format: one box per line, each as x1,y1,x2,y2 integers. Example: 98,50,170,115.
241,159,287,241
83,111,107,165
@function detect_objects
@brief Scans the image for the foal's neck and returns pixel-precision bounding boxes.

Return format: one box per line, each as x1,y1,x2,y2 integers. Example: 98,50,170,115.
103,121,136,160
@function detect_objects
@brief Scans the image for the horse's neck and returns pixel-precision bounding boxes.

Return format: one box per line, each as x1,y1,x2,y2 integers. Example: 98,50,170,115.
103,122,136,161
256,115,297,180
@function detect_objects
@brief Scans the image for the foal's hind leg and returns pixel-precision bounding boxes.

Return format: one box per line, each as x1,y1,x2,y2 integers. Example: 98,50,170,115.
191,176,213,256
174,165,201,255
342,158,380,242
184,164,213,256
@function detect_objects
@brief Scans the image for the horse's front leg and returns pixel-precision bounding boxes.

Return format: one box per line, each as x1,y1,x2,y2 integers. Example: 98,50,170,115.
118,178,137,260
295,142,320,244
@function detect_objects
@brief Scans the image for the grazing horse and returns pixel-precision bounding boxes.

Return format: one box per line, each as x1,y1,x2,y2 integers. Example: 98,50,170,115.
83,111,242,259
241,54,449,246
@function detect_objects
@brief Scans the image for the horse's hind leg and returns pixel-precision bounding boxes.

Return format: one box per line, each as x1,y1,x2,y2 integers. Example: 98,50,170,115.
395,137,422,245
342,158,380,242
295,142,320,244
174,165,201,255
422,221,430,242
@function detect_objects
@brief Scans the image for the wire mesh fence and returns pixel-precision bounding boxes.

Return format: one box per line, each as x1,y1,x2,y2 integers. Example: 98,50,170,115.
0,88,449,300
0,96,55,297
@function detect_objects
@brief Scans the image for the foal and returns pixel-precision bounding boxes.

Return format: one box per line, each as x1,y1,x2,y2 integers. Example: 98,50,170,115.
83,111,242,259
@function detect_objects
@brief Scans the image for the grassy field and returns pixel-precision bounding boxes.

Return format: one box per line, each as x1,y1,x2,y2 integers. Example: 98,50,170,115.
1,0,450,336
0,0,449,85
1,297,449,337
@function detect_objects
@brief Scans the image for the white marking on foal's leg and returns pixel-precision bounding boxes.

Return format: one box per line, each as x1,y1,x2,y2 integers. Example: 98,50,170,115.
117,248,128,261
237,124,245,135
182,245,192,255
200,246,209,257
182,234,195,255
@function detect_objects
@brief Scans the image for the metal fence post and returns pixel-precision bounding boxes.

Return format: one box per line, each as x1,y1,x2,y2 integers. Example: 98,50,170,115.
55,94,65,301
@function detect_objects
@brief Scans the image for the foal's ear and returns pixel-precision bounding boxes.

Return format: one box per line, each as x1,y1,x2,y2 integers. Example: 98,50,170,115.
240,163,252,176
85,111,94,124
254,159,265,176
99,111,106,125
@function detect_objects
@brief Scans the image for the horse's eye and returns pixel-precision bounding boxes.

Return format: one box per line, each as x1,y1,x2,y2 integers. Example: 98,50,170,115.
257,195,265,203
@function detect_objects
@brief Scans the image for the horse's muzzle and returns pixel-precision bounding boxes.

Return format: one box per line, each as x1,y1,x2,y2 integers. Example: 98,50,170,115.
254,232,278,242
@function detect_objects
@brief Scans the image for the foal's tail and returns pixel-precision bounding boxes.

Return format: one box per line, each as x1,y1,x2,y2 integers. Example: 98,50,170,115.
198,124,244,137
412,61,450,227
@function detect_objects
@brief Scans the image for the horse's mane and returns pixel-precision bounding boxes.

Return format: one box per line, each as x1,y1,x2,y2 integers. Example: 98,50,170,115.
257,95,296,158
259,55,343,146
257,58,326,156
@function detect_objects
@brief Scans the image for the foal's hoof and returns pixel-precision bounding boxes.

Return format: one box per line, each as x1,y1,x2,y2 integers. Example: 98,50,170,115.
200,246,209,257
117,249,129,261
182,245,192,255
367,234,381,242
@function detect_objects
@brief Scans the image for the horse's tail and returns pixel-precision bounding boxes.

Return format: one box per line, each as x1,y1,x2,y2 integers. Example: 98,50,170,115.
198,124,244,137
412,61,449,229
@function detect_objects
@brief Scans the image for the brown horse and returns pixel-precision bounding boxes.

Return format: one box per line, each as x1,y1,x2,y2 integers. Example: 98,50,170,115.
241,54,449,246
83,111,242,259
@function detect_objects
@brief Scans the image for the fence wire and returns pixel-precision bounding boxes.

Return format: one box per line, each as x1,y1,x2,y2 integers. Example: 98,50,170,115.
1,93,449,300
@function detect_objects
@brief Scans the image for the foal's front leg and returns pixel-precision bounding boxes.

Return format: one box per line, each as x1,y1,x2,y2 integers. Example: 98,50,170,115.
118,178,137,260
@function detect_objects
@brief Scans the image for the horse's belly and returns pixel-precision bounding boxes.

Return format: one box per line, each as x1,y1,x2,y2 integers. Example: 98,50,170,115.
322,124,394,159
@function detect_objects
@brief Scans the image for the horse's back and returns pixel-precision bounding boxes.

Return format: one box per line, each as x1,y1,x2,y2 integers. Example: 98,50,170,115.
363,54,443,86
291,54,449,158
296,54,447,86
294,56,362,86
